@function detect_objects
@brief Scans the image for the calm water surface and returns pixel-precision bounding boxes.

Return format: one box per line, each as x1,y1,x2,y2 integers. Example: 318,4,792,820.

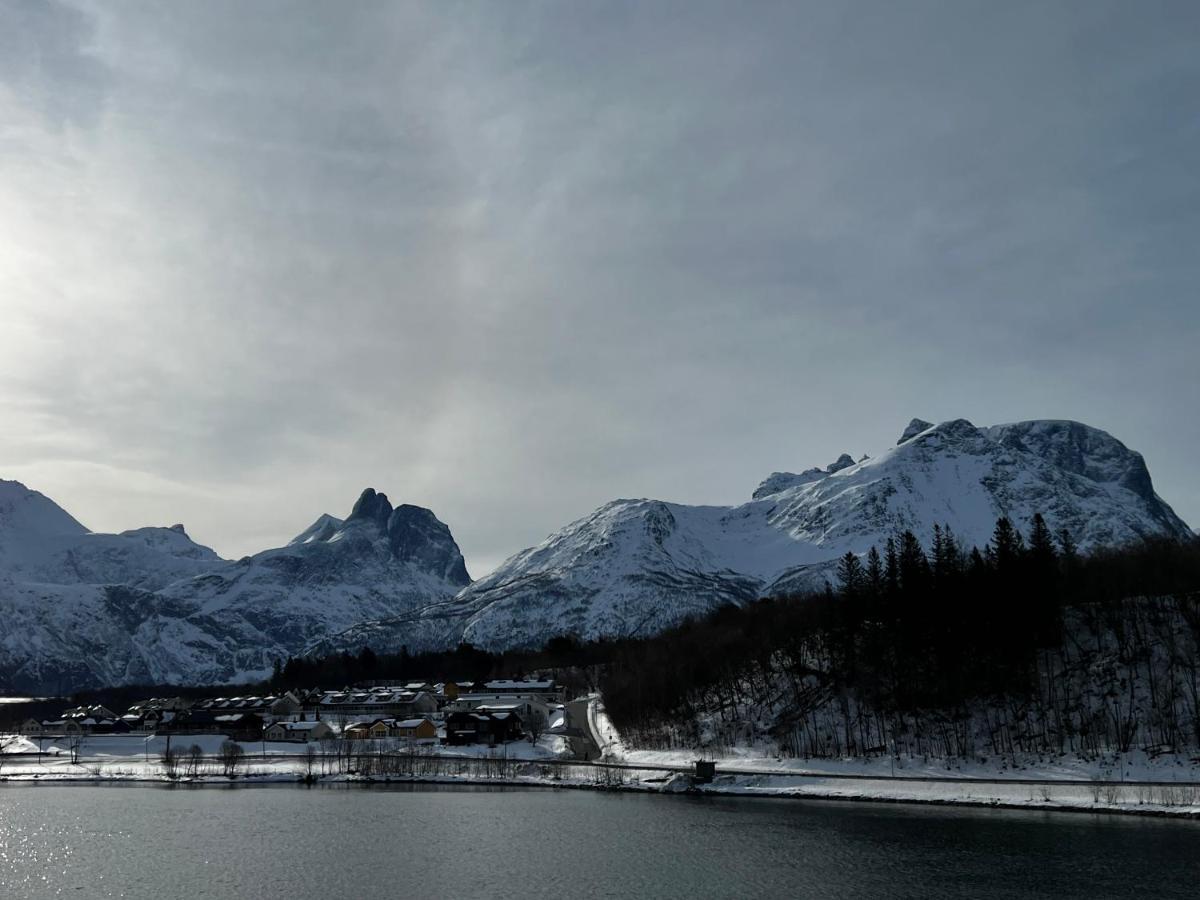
1,784,1197,899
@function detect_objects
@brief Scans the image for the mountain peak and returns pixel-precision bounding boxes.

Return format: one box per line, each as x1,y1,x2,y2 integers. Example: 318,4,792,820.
347,488,393,529
752,468,827,500
752,453,862,499
0,478,89,538
901,418,982,447
983,420,1168,509
897,418,934,444
288,513,344,546
300,490,471,583
826,453,856,473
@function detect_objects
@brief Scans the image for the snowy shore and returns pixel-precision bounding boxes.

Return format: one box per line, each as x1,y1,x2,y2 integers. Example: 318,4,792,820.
582,698,1200,818
4,732,1200,819
4,763,1199,820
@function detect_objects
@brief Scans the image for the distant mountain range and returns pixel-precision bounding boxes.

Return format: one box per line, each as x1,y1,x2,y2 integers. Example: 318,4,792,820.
0,483,469,692
0,418,1192,691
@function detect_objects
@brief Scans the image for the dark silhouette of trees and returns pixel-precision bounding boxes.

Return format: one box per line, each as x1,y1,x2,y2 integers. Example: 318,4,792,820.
593,520,1200,760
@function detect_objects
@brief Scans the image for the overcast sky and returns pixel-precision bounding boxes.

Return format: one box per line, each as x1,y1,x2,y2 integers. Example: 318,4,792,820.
2,1,1197,575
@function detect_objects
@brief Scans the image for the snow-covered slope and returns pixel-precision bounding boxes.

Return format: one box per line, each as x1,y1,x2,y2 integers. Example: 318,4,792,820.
137,490,471,685
0,479,222,590
0,485,469,692
0,480,87,541
413,418,1192,650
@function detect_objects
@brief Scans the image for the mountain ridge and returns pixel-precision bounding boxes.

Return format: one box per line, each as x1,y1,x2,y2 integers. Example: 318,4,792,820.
0,417,1192,689
401,417,1192,651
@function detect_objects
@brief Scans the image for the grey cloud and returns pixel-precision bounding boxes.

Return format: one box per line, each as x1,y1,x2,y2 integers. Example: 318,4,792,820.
0,1,1196,569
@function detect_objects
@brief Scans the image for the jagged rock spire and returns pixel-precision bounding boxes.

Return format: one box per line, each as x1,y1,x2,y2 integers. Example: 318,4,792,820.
347,488,393,529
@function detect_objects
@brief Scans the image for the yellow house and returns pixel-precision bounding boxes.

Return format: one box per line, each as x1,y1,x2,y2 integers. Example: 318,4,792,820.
394,718,437,740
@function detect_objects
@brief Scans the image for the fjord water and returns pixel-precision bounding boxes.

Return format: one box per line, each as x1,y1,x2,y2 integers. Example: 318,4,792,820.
1,786,1197,899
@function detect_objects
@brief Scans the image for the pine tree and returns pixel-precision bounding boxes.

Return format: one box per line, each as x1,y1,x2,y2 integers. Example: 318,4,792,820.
884,537,899,597
898,530,929,593
1057,527,1079,568
1028,513,1057,566
865,546,884,596
968,546,986,576
1024,513,1061,646
837,551,865,596
931,523,961,586
990,516,1022,574
931,523,945,583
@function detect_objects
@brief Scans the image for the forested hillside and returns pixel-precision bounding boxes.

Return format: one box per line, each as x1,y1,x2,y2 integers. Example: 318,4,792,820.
599,520,1200,760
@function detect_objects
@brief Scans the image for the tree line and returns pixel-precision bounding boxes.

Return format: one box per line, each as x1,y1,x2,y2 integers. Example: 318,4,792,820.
598,519,1200,760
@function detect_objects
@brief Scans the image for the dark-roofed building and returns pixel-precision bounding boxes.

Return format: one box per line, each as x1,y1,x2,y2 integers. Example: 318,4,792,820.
444,709,523,746
190,693,301,719
481,680,563,702
316,689,437,720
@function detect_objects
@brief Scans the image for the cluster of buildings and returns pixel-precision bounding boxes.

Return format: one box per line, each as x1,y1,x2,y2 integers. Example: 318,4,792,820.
21,679,567,748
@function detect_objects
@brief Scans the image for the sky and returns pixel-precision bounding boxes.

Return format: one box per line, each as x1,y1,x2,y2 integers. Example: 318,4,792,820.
1,1,1197,576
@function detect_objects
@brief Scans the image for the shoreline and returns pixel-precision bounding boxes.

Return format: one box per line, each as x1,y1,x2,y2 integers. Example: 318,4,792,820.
4,770,1199,821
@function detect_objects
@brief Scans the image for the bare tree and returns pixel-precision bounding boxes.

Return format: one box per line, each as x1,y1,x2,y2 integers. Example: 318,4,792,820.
526,710,547,745
185,744,204,778
302,743,317,779
218,740,245,777
161,745,183,779
319,736,337,775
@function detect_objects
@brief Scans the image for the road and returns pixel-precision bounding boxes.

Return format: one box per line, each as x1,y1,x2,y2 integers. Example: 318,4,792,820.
564,696,601,761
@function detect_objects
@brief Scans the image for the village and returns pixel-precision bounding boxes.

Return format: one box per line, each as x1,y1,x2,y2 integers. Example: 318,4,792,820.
12,678,603,771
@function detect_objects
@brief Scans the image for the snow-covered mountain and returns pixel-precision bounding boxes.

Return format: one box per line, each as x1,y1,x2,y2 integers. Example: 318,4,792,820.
0,483,469,692
0,480,222,591
1,418,1192,689
392,418,1192,651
